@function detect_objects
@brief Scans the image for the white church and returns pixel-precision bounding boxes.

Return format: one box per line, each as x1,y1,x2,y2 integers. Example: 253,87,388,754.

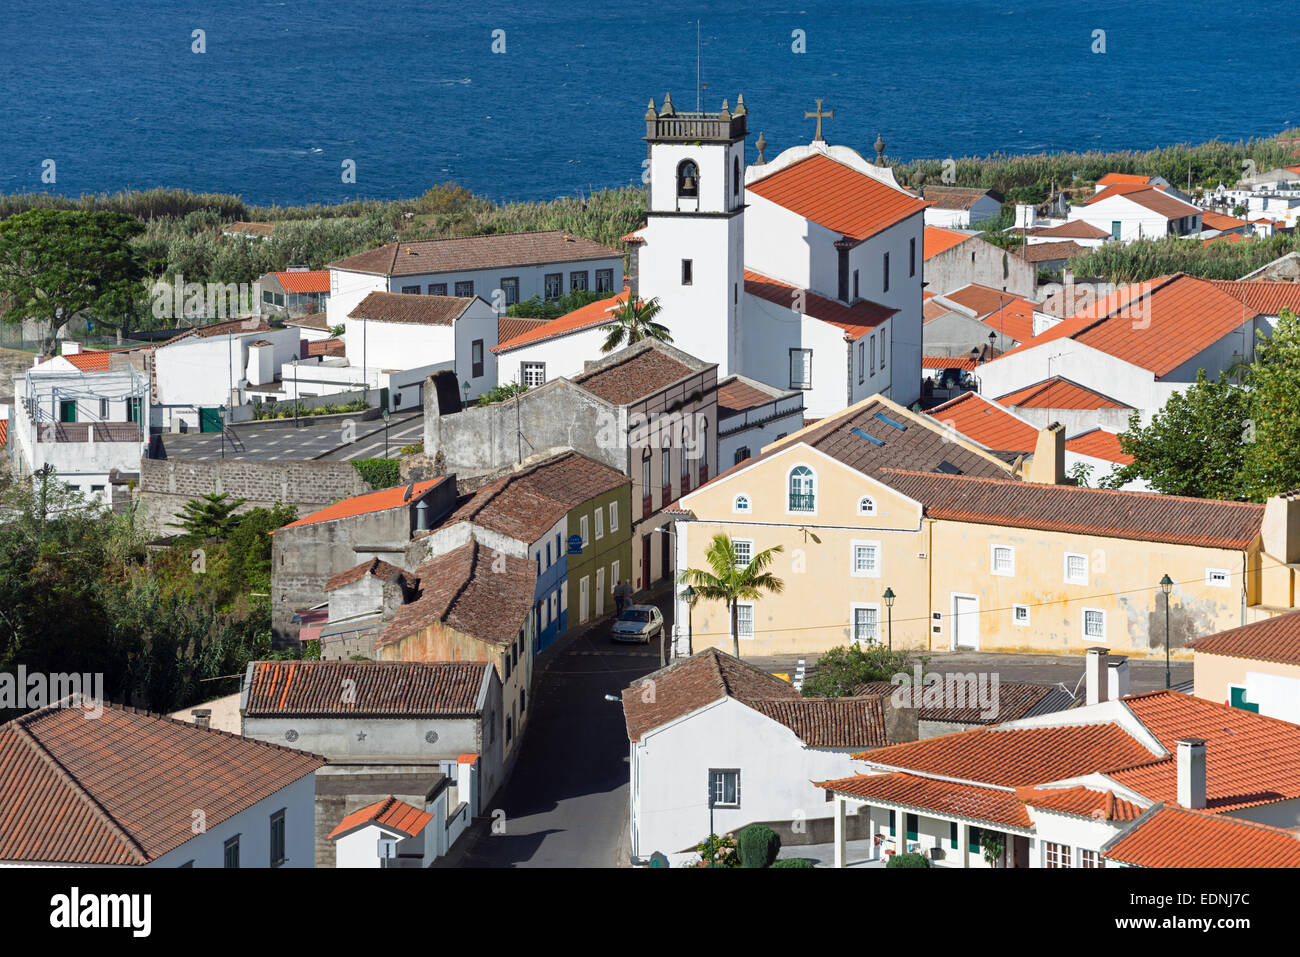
497,94,926,419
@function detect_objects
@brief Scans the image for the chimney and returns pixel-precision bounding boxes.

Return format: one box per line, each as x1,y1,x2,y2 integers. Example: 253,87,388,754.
1176,738,1207,810
883,697,919,743
1261,489,1300,564
1085,647,1109,706
416,497,432,531
191,708,212,729
1107,655,1130,700
62,341,82,356
1027,423,1067,484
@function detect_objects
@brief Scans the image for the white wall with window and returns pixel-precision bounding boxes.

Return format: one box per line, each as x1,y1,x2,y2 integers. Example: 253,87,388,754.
990,544,1015,577
851,540,882,579
850,602,881,645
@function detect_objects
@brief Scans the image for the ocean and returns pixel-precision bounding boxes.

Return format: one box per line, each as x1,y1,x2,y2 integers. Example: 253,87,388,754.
1,0,1297,207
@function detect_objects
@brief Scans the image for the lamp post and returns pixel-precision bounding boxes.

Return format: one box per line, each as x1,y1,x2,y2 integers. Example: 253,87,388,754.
219,404,226,459
1160,574,1173,689
382,407,391,458
291,353,300,429
461,380,471,408
682,584,696,658
883,587,896,650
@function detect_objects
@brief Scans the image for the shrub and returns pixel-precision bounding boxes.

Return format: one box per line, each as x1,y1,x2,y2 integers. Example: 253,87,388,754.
770,858,815,868
886,852,931,868
737,824,781,868
351,458,401,490
476,383,529,406
695,833,740,867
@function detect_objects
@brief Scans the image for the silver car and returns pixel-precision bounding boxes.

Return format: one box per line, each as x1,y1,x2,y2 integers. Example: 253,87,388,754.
611,605,663,644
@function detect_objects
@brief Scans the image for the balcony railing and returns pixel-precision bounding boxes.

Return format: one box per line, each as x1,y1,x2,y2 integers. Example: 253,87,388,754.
36,422,143,443
789,492,815,512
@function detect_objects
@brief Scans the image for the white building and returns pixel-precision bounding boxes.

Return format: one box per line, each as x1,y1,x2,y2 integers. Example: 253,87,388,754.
329,786,471,868
1068,185,1202,242
325,230,624,330
0,700,323,867
491,290,627,387
919,186,1002,228
716,374,804,469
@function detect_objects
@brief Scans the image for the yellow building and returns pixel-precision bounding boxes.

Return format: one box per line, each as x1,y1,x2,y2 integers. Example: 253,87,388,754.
671,395,1298,659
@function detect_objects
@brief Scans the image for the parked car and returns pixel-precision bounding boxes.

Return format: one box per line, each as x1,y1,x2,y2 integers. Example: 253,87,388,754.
612,605,663,644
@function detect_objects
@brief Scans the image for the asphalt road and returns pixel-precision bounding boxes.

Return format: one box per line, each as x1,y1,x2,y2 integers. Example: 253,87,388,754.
157,409,424,462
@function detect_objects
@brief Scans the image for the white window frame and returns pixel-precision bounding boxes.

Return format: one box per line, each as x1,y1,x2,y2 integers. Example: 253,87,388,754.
1012,603,1030,627
521,362,546,387
609,502,619,533
594,508,604,540
850,540,882,579
733,494,752,514
709,769,741,808
595,566,605,616
786,463,817,516
1083,607,1106,641
1064,552,1089,586
611,559,620,590
858,496,876,517
732,538,754,569
580,514,589,545
734,602,755,640
990,544,1015,577
850,602,881,645
1205,567,1230,588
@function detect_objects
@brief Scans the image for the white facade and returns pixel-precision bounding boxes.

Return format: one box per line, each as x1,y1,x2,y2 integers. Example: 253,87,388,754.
333,791,454,869
1068,193,1201,243
924,194,1002,229
494,321,613,387
629,695,863,859
153,325,299,430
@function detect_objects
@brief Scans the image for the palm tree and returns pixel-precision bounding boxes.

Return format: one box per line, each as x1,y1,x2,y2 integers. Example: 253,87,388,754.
679,534,784,658
601,295,673,353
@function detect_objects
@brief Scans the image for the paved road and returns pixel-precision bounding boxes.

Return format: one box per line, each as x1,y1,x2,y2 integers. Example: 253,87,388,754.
157,409,423,461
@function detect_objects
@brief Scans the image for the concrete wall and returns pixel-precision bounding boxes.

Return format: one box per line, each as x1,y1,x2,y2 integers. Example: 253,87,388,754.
924,236,1036,299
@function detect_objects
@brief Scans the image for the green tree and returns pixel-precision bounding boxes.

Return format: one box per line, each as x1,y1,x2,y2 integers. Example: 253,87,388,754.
167,492,247,541
799,643,929,698
1240,307,1300,499
601,296,672,353
679,534,783,659
0,209,146,349
1107,371,1251,499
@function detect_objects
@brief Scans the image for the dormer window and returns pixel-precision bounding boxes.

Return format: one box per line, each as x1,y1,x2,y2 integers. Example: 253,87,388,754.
677,160,699,198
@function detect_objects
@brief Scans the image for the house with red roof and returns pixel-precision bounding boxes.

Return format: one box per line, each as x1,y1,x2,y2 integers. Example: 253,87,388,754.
1188,607,1300,724
922,226,1037,299
329,791,470,868
255,267,331,319
918,185,1003,229
1069,182,1202,242
815,648,1300,867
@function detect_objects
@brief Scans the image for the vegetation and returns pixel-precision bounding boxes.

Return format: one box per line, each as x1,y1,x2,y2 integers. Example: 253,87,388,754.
737,824,782,868
769,858,815,868
398,441,424,456
351,458,402,491
800,644,930,698
508,287,602,319
1066,233,1300,283
679,534,785,659
696,833,740,867
886,852,931,868
476,383,529,406
252,397,368,420
601,296,673,352
166,492,247,541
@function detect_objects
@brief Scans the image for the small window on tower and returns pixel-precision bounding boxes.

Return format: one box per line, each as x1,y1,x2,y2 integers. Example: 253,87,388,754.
682,259,693,285
733,157,741,199
677,160,699,198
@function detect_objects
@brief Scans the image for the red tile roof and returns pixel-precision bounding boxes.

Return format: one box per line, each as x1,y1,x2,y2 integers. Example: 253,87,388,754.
224,221,275,237
927,393,1039,453
0,702,323,865
1207,279,1300,315
1066,428,1134,465
1016,240,1087,265
1202,232,1249,245
747,697,892,749
571,343,700,404
746,153,928,242
745,269,896,340
997,274,1257,377
497,315,550,345
921,356,977,371
328,796,432,840
1199,210,1250,231
271,270,331,294
1096,173,1156,188
1017,785,1144,821
492,289,626,353
817,771,1033,830
348,292,476,325
243,660,490,716
1086,186,1199,219
329,230,622,277
1103,805,1300,868
717,376,781,414
303,337,345,358
1015,220,1111,240
996,377,1129,410
1187,610,1300,666
923,226,969,259
853,680,1066,726
882,469,1266,549
0,419,6,447
64,351,113,371
278,478,445,530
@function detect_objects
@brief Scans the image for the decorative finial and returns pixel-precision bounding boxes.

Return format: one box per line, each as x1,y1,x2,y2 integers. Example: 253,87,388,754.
874,133,886,164
721,98,730,117
756,132,767,164
645,98,658,121
804,98,833,143
734,93,747,117
662,91,674,116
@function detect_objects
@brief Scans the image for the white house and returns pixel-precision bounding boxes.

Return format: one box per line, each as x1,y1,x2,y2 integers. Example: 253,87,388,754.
1068,185,1202,242
491,288,628,387
622,648,914,862
919,185,1002,228
325,230,624,329
0,700,324,867
716,374,804,469
329,786,471,868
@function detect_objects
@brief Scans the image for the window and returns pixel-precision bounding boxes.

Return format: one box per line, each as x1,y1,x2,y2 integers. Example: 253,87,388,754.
661,446,672,491
1013,604,1030,626
1110,220,1122,241
949,821,958,849
969,826,981,853
520,688,526,714
504,651,512,680
556,532,563,557
909,237,916,277
788,465,815,512
991,545,1015,577
428,283,447,295
400,284,420,294
127,398,142,424
544,273,563,301
889,810,896,837
262,289,274,304
99,398,109,418
734,446,750,465
580,514,589,545
789,348,812,390
852,604,879,644
595,268,614,293
732,539,753,568
506,714,513,743
641,450,652,504
611,560,620,592
882,251,890,293
609,501,619,533
59,400,76,423
852,541,880,577
1206,568,1230,588
1045,842,1071,868
735,603,754,638
1064,552,1088,586
1077,849,1102,868
471,339,484,378
906,813,918,842
870,334,876,373
500,277,520,306
455,280,475,297
677,160,700,198
853,269,860,301
733,156,741,199
270,810,286,867
521,362,546,387
857,341,864,383
1084,608,1106,640
570,270,588,291
709,769,739,807
224,836,240,869
681,259,693,285
858,496,876,516
880,328,887,369
733,494,751,514
594,507,604,540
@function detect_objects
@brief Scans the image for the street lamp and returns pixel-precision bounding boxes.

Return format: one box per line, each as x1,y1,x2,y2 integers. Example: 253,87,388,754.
219,404,226,459
682,585,696,658
291,353,300,429
1159,574,1173,689
883,587,896,650
461,380,471,407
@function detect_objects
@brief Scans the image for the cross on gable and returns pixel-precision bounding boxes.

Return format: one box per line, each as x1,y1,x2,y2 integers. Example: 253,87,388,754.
805,98,833,142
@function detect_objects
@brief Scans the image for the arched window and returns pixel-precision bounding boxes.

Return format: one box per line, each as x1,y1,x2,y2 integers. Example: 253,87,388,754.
788,465,815,512
733,156,741,199
677,160,699,198
858,496,876,516
734,494,751,514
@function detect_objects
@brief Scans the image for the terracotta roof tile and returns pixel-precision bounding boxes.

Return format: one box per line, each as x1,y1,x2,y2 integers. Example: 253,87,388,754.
304,337,345,358
271,270,331,294
224,221,275,237
748,697,891,749
996,377,1130,410
817,771,1034,830
1016,785,1145,821
746,153,927,242
919,186,999,210
348,292,475,325
1187,610,1300,666
1199,210,1250,231
717,376,782,415
497,315,550,345
1015,220,1111,240
324,557,416,593
243,660,489,716
921,355,977,371
1206,279,1300,315
278,478,446,530
329,796,432,840
329,230,621,277
923,226,971,259
1096,173,1155,188
1016,240,1087,264
935,284,1037,342
492,289,626,352
0,702,323,865
745,269,896,339
927,393,1039,453
158,317,271,347
1103,805,1300,868
571,345,698,404
853,680,1061,725
1066,428,1134,465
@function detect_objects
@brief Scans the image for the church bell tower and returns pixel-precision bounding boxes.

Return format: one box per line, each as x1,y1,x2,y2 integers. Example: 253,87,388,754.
635,93,748,374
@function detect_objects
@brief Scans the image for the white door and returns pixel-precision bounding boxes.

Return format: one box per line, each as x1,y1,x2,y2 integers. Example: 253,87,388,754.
952,594,979,649
596,567,605,616
580,576,590,623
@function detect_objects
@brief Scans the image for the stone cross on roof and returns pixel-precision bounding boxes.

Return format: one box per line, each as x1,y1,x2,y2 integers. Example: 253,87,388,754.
805,98,833,143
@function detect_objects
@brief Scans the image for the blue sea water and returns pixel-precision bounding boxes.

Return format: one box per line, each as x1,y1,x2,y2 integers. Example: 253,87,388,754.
1,0,1297,207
